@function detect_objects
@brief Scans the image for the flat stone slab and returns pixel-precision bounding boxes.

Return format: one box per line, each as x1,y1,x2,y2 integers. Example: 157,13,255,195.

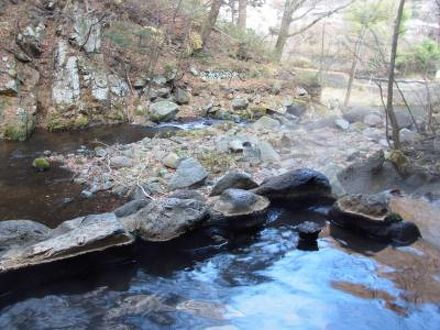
0,213,134,273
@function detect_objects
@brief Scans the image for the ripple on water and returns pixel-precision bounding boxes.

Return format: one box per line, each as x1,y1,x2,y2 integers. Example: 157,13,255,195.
1,221,439,330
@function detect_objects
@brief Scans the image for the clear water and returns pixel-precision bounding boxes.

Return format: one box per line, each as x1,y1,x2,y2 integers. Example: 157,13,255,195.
0,208,438,329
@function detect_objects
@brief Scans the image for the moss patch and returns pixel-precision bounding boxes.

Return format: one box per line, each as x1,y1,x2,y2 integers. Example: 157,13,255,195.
32,157,50,171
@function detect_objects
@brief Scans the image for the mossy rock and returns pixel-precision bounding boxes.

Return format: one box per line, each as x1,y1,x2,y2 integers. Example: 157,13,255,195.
32,157,50,171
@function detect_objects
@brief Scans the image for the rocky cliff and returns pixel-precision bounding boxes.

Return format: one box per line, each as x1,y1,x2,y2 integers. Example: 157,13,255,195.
0,0,175,140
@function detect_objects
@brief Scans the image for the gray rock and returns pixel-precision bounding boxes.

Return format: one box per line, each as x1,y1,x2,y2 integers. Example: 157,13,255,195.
257,141,281,163
286,103,307,117
152,75,167,86
400,128,419,144
231,98,249,110
115,199,150,218
253,116,281,130
337,151,403,195
189,67,199,76
395,111,413,129
213,189,270,218
330,192,421,245
130,178,165,200
362,128,383,142
335,118,350,130
253,168,332,202
211,189,270,230
16,22,45,58
0,213,134,273
210,170,258,196
150,100,179,122
168,157,208,190
122,198,208,241
80,190,93,199
317,164,346,198
72,13,101,53
364,114,383,127
52,41,80,107
110,155,133,168
133,78,147,89
0,220,50,251
161,152,181,169
108,74,130,97
174,88,191,105
168,190,206,201
343,107,380,123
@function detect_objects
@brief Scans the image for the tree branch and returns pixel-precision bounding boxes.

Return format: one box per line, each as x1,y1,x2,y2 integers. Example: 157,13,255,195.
287,0,355,38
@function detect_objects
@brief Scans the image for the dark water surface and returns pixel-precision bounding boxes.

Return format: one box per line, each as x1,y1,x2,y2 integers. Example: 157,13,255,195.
0,124,179,226
0,207,439,329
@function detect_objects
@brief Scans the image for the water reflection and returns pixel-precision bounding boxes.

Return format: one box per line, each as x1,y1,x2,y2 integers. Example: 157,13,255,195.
0,207,439,329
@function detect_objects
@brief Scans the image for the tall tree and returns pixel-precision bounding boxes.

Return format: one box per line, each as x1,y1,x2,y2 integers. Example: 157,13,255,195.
201,0,223,46
238,0,247,29
344,0,391,107
274,0,354,61
386,0,406,150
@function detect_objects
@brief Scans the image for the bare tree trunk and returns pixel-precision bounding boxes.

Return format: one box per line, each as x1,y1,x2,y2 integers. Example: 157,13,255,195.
202,0,223,47
275,0,296,61
238,0,247,29
344,26,367,107
230,0,237,24
386,0,405,150
424,75,436,133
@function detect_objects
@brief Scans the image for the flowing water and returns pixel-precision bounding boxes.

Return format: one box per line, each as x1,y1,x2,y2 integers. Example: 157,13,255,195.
0,123,439,329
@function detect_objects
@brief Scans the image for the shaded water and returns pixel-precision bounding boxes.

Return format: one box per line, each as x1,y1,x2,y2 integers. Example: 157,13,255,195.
0,207,439,329
0,124,179,226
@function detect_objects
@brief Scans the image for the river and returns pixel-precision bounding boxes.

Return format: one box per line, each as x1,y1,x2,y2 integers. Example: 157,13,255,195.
0,123,439,329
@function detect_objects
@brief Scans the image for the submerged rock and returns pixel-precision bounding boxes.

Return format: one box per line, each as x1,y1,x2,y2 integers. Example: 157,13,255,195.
210,170,258,196
168,157,208,190
122,198,209,242
0,213,134,273
329,192,421,245
253,168,332,203
211,189,270,230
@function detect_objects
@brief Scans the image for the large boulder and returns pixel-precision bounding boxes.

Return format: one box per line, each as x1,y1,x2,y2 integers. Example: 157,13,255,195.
211,189,270,230
122,198,209,242
329,192,421,245
0,220,50,252
0,213,134,273
337,151,403,195
253,168,332,203
168,157,208,190
210,170,259,196
149,100,179,122
343,107,380,123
